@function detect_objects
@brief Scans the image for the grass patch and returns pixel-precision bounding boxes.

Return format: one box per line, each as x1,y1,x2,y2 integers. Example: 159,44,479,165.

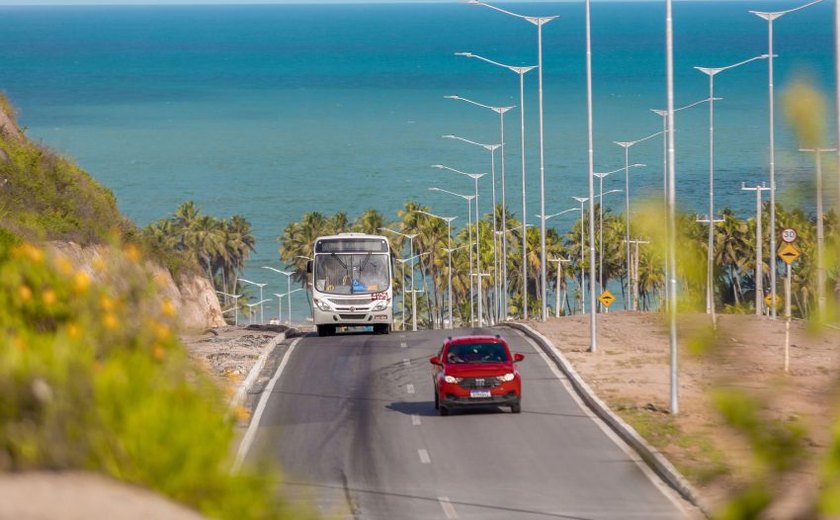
612,400,731,485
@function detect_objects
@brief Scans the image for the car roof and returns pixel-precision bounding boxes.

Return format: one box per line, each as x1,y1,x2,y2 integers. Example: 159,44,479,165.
444,335,508,347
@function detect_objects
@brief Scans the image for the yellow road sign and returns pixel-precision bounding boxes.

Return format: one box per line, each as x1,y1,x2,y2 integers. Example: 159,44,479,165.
777,242,801,264
598,290,616,308
764,293,781,307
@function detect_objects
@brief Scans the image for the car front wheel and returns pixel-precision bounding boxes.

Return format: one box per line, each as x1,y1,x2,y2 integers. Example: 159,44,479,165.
510,402,521,414
439,405,449,416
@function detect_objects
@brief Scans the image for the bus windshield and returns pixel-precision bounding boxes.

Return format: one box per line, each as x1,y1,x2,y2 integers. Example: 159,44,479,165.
314,253,390,295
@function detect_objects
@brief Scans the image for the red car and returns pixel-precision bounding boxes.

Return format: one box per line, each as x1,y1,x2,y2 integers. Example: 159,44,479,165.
429,335,524,416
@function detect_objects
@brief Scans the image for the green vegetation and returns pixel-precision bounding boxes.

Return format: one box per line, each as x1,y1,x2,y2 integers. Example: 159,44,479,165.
144,201,256,307
278,199,838,327
0,239,312,519
0,95,130,243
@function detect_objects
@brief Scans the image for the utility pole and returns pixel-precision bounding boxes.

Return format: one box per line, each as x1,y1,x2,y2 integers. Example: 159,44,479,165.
741,183,771,316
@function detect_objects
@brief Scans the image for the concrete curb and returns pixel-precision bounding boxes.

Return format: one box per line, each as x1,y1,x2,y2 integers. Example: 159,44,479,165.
503,322,714,518
227,331,285,413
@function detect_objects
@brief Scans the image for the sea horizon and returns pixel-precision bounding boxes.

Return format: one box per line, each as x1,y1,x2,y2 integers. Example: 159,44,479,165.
1,1,835,320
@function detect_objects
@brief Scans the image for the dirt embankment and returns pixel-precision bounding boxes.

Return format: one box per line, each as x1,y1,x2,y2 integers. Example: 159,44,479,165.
525,312,840,517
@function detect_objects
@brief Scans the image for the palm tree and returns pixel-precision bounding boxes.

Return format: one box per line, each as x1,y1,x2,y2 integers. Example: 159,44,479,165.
352,209,388,235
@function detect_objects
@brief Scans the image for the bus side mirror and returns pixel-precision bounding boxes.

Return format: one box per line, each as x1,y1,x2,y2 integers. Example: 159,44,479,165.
306,260,313,274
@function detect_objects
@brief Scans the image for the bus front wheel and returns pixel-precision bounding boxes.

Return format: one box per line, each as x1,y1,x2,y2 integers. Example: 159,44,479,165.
374,324,390,335
317,325,336,337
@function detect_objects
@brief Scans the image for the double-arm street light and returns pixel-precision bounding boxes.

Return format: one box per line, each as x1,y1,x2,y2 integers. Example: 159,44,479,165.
238,278,266,324
693,54,769,317
750,0,825,319
454,52,537,320
245,299,270,325
414,210,458,329
429,187,476,325
469,0,558,323
613,135,660,310
443,134,502,317
432,164,487,326
273,289,302,325
262,266,295,325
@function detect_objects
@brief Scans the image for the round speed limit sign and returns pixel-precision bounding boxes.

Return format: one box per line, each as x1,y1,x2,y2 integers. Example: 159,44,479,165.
781,228,797,243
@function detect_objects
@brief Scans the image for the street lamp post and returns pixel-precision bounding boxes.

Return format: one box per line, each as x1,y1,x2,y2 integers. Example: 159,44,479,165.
263,266,295,325
379,227,418,331
396,252,430,331
455,52,536,320
550,257,572,317
245,299,270,325
666,0,679,414
741,182,772,315
469,0,558,323
238,278,267,324
216,290,241,326
800,147,836,318
273,289,303,325
433,164,487,326
444,98,515,321
750,0,825,319
594,164,644,301
694,55,769,317
430,187,476,325
614,133,662,311
443,134,502,318
414,210,458,329
536,207,577,313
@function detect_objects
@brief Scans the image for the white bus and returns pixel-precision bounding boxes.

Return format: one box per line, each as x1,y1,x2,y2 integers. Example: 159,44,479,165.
307,233,394,336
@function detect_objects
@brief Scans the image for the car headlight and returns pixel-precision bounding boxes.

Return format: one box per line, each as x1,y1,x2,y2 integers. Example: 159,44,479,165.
371,300,388,311
314,299,331,312
498,373,515,382
443,375,462,384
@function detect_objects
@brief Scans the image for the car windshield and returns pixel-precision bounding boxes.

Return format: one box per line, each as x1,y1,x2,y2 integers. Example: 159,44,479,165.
314,253,390,295
445,343,509,364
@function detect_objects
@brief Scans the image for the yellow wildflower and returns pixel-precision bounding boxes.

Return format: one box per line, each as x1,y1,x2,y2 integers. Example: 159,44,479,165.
103,313,119,330
123,243,141,263
67,323,81,339
73,271,90,293
41,289,56,307
152,344,166,362
54,256,75,276
99,294,114,312
92,257,106,272
18,285,32,302
234,405,251,423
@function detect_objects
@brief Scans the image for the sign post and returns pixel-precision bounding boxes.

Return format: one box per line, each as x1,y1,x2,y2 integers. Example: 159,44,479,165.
777,234,799,373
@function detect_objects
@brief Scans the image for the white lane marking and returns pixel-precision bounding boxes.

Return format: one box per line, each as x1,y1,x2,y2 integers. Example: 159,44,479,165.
438,497,459,519
418,449,431,464
411,414,421,426
406,384,415,394
233,337,301,472
515,330,692,517
403,358,410,367
400,342,408,349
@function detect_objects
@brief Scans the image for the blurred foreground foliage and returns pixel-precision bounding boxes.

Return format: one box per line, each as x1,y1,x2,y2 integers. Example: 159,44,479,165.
0,232,314,519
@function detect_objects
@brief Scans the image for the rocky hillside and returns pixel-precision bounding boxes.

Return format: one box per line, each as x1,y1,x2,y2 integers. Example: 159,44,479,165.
0,95,223,330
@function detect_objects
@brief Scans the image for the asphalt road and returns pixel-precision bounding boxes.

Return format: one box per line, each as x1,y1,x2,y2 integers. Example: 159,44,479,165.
243,327,692,520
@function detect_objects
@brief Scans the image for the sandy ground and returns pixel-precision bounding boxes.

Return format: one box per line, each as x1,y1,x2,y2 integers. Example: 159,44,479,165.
522,312,840,518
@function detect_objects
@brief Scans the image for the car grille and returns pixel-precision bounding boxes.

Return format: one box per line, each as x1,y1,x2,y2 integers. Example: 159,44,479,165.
459,377,501,389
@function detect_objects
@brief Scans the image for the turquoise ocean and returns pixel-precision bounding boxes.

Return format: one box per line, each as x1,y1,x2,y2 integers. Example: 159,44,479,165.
0,1,835,321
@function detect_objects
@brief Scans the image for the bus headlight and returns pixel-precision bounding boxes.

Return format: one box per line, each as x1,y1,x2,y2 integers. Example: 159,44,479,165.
314,299,332,312
371,300,388,311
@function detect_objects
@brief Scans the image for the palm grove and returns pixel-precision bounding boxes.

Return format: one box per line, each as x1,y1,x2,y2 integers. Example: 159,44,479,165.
278,201,840,329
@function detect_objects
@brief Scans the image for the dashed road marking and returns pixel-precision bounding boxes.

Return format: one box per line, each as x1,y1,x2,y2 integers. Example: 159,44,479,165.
411,414,421,426
418,449,431,464
438,497,458,519
406,384,415,394
400,342,408,349
403,358,410,367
